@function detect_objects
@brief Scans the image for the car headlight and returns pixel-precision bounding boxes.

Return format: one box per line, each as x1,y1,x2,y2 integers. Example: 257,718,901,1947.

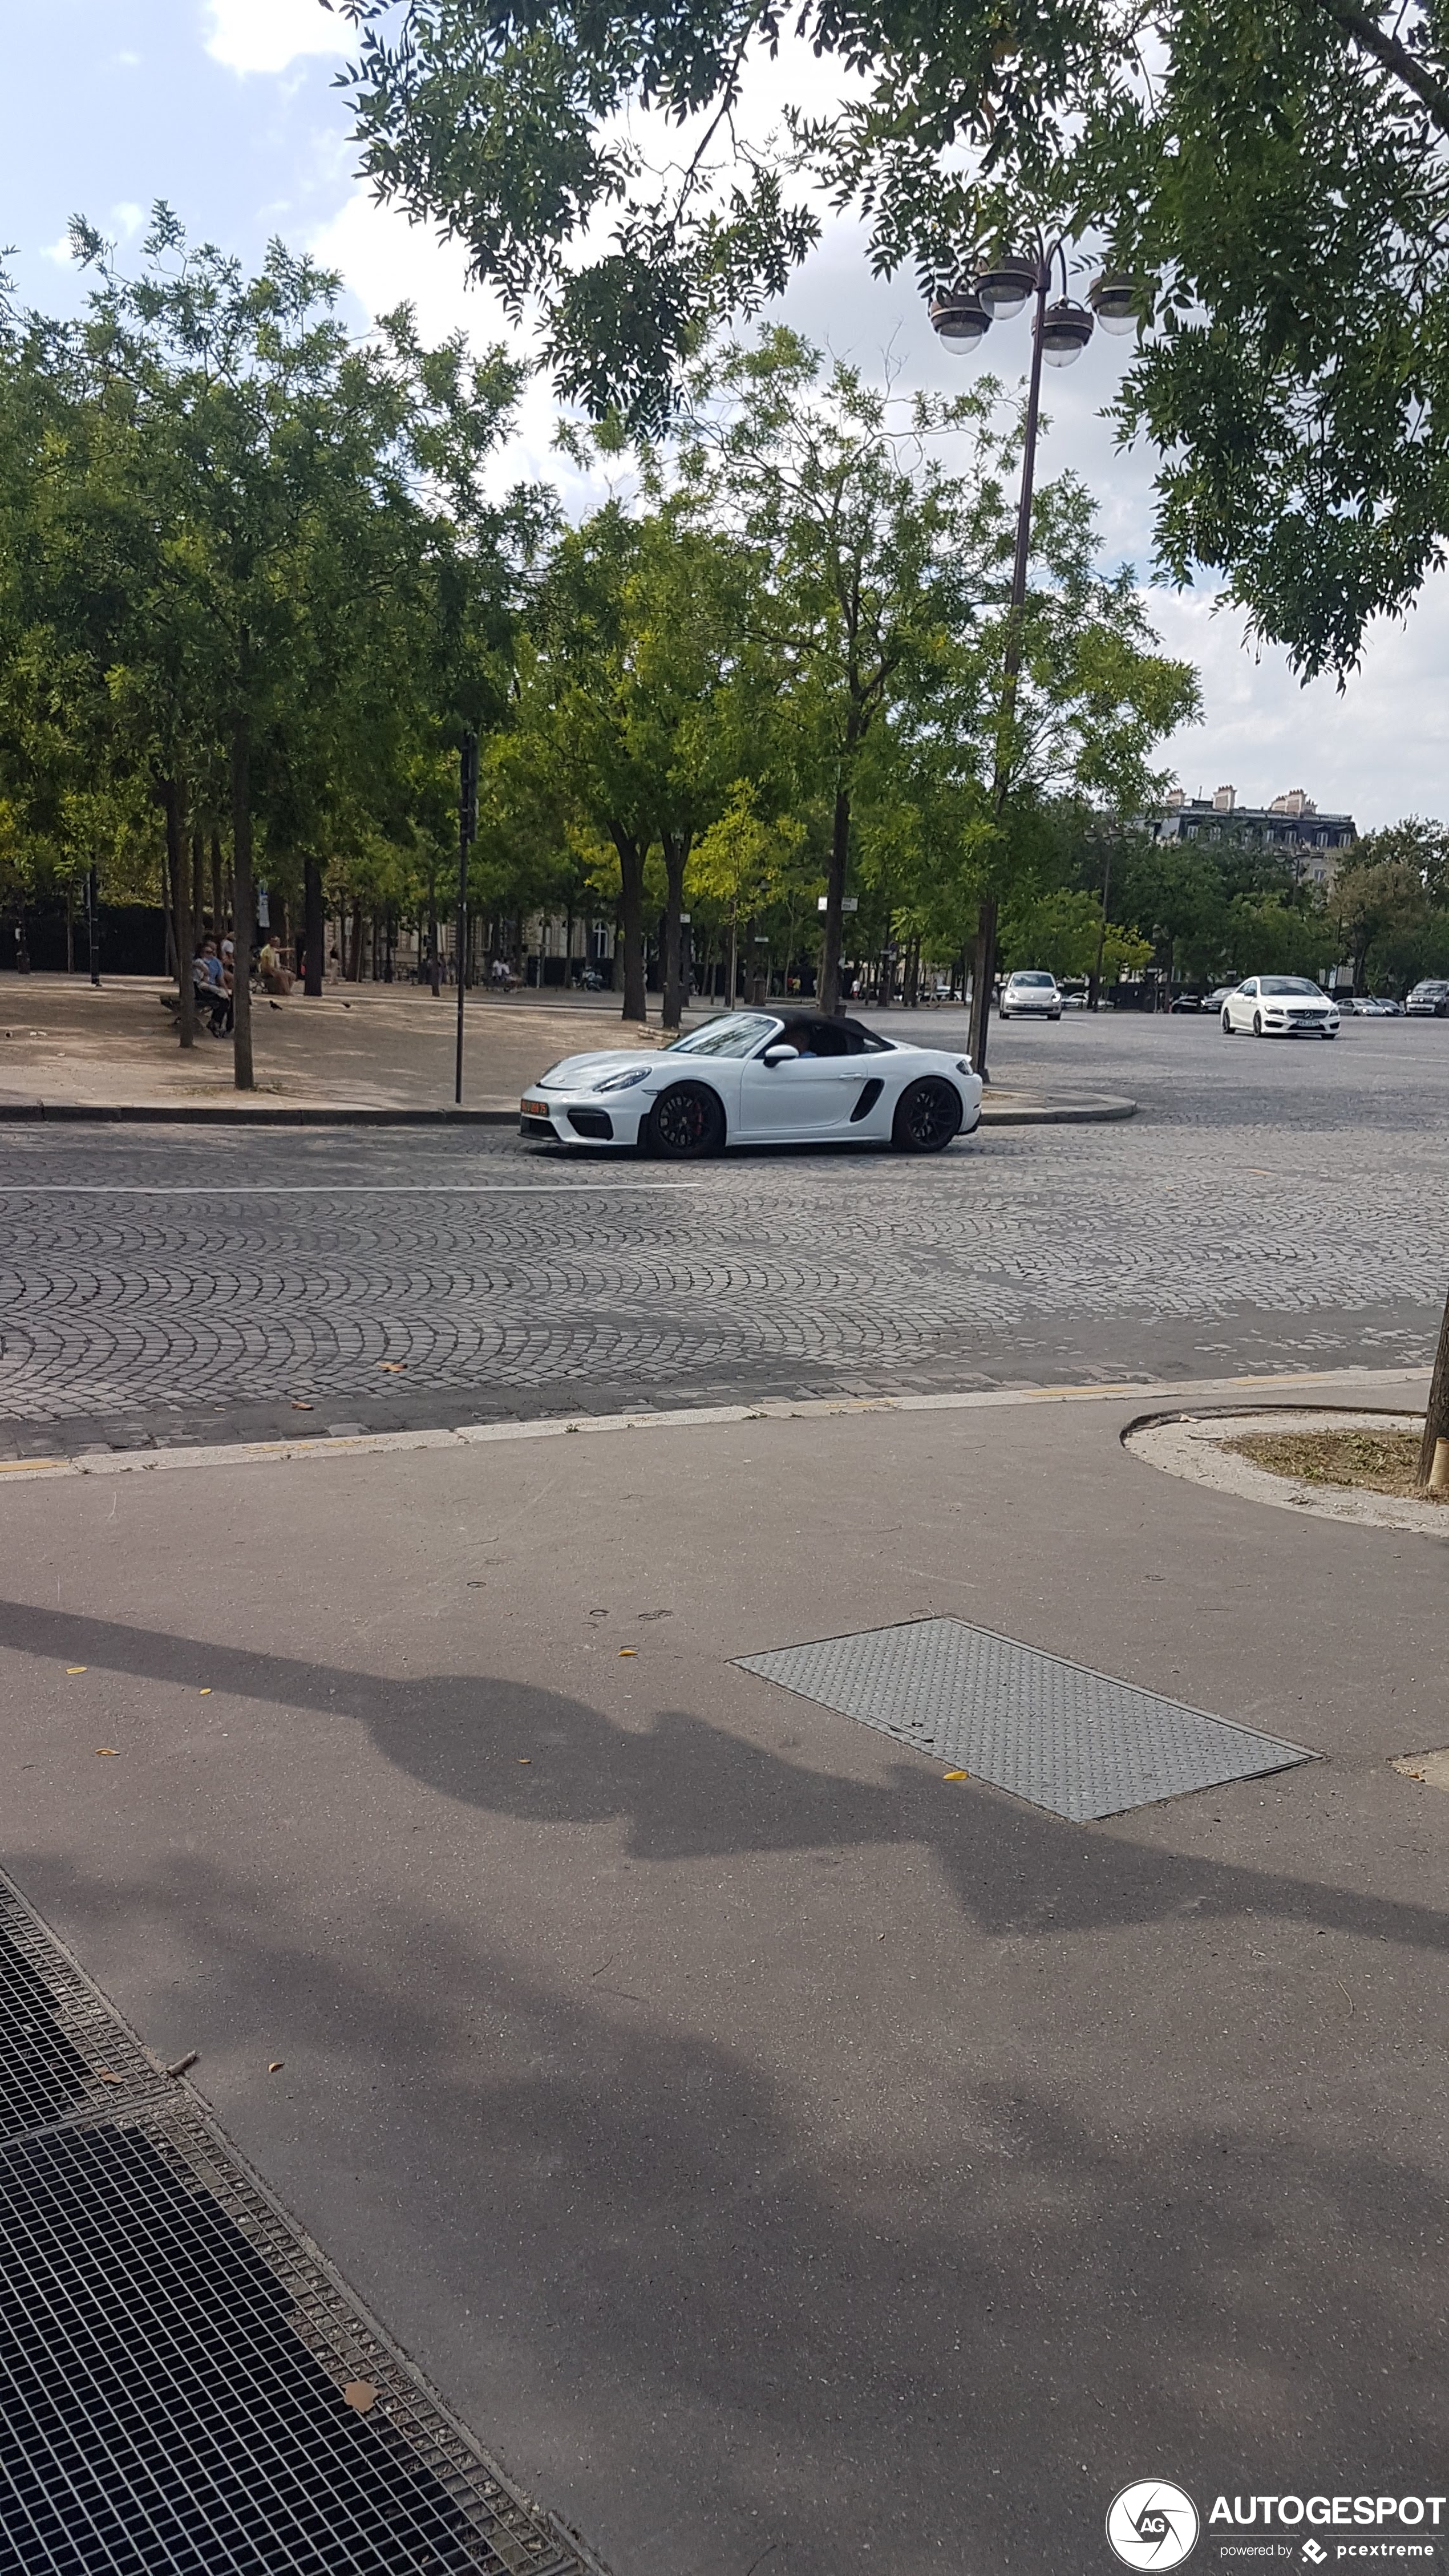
593,1065,652,1093
956,1060,974,1076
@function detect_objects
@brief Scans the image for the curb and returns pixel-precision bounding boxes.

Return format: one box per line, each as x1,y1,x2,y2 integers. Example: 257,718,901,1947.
0,1092,1138,1129
981,1093,1136,1124
0,1102,519,1127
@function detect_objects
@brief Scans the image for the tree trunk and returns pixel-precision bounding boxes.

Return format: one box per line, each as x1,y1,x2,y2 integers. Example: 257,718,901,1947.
613,828,647,1022
211,830,224,939
727,905,739,1009
64,885,74,976
346,906,362,982
966,896,999,1080
819,784,850,1015
428,874,441,995
191,831,206,955
661,831,689,1030
1418,1284,1449,1487
161,777,197,1050
303,856,324,997
230,714,256,1091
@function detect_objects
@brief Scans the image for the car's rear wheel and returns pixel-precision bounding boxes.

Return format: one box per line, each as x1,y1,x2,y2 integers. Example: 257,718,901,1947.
1221,1010,1234,1034
647,1082,726,1159
892,1077,962,1153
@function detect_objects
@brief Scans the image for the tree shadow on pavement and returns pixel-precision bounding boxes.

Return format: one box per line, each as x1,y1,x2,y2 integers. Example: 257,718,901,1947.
0,1595,1446,1959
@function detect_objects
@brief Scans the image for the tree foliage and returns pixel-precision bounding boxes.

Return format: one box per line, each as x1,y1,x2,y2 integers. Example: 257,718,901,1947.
338,0,1449,671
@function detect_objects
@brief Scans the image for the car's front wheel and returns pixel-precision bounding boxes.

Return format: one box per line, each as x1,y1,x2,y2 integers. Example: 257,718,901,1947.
892,1077,963,1153
647,1083,726,1159
1252,1011,1264,1036
1221,1010,1234,1034
1322,1026,1338,1039
998,1006,1010,1019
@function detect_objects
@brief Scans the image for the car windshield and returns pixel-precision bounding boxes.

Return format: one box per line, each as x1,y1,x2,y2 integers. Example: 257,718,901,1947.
1260,978,1325,997
666,1012,778,1059
1012,973,1055,987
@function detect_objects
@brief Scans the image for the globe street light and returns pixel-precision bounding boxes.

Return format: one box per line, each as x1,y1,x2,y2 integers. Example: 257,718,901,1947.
930,239,1124,1078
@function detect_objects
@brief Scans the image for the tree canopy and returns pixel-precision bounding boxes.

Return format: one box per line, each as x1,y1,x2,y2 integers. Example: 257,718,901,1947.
338,0,1449,673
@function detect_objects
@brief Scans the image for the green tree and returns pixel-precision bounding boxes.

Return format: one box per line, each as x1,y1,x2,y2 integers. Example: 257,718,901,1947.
520,501,752,1024
341,0,1449,673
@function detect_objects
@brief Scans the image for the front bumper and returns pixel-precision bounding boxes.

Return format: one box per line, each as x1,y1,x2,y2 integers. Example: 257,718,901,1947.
519,1091,647,1145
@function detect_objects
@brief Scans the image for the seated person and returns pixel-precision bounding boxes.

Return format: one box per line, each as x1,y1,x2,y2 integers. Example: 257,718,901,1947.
257,934,293,996
192,939,232,1032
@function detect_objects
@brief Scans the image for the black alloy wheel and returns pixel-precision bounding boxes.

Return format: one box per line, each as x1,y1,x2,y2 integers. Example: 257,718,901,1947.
647,1082,726,1159
892,1076,963,1153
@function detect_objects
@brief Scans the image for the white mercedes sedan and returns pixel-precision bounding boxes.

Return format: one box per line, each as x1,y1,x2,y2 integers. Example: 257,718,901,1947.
519,1008,983,1158
1220,976,1340,1038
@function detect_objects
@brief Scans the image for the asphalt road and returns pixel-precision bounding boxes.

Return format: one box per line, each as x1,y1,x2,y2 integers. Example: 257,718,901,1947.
1,1008,1444,1456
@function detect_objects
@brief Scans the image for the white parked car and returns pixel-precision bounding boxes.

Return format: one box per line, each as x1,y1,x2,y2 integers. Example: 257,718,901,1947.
519,1008,983,1158
999,971,1062,1020
1219,976,1340,1038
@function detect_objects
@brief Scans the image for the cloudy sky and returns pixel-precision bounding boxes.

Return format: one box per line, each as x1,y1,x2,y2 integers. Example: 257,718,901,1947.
14,0,1449,829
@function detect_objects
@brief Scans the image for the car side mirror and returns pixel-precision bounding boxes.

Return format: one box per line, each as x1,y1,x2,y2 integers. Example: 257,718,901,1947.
762,1044,799,1066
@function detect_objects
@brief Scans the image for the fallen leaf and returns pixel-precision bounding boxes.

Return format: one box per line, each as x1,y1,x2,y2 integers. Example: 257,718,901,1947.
343,2380,378,2413
268,2060,284,2073
377,1362,406,1374
96,1747,120,1757
292,1401,313,1412
618,1648,637,1657
941,1769,969,1781
199,1688,212,1696
517,1756,532,1765
66,1666,87,1675
96,2069,124,2085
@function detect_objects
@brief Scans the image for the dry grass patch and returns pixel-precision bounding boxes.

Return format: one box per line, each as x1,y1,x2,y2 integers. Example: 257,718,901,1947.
1227,1427,1444,1501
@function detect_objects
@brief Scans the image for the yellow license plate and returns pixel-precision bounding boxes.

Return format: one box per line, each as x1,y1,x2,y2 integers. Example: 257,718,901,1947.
521,1099,551,1119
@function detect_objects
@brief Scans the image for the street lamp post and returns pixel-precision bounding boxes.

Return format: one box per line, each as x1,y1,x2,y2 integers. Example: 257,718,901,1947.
456,730,478,1105
930,246,1134,1079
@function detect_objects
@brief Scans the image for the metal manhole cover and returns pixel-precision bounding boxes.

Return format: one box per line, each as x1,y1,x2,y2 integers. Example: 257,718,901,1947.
736,1618,1315,1819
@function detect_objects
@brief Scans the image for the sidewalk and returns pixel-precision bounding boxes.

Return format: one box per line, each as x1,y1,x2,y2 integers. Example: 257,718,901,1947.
0,976,1135,1123
0,1368,1442,2575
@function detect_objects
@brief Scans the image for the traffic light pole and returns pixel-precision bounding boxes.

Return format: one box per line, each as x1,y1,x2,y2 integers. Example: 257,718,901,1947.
455,730,477,1107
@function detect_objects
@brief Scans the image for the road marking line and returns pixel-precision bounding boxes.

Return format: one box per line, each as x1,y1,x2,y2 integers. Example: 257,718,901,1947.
0,1366,1427,1489
0,1182,702,1197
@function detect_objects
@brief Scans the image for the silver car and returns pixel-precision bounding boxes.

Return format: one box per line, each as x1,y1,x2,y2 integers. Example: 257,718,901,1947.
999,971,1062,1020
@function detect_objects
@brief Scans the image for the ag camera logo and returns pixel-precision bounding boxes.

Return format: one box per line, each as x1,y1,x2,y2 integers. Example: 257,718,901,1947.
1107,2481,1201,2569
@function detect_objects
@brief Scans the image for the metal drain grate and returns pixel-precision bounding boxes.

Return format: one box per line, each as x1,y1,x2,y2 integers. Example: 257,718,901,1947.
0,1873,597,2576
0,1884,166,2142
736,1618,1316,1819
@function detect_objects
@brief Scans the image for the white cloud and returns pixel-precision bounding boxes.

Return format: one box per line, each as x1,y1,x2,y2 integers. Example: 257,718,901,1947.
1151,582,1449,831
111,202,144,239
204,0,345,78
40,231,76,266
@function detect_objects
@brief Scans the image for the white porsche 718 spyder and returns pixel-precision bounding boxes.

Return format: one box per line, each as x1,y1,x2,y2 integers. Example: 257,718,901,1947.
519,1008,984,1159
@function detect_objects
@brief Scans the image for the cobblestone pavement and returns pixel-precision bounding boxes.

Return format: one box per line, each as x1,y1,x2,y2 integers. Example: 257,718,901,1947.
0,1010,1444,1453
